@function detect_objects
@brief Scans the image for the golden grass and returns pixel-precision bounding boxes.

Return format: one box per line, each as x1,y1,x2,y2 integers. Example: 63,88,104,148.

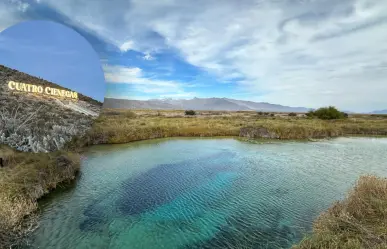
69,109,387,147
2,109,386,248
293,175,387,249
0,145,80,248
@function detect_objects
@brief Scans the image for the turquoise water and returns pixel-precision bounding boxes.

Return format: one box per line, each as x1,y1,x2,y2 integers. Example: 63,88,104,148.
30,137,387,249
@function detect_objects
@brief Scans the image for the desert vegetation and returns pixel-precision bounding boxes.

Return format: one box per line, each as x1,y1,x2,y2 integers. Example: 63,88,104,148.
0,145,80,248
0,64,98,247
1,106,387,248
306,106,348,120
0,64,101,153
0,97,95,153
68,108,387,148
293,175,387,249
185,110,196,116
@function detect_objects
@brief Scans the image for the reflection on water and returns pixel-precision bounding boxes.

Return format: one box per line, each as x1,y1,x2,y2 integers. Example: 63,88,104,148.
30,137,387,249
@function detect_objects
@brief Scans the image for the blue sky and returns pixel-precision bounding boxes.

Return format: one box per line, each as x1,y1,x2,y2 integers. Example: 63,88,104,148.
0,20,105,101
1,0,387,112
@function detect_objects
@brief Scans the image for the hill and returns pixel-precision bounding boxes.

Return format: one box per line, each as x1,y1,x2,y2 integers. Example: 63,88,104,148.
103,97,311,112
0,64,102,153
370,109,387,114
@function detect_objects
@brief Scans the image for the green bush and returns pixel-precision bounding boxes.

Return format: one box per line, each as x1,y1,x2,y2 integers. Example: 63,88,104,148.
288,112,297,117
307,106,348,120
185,110,196,116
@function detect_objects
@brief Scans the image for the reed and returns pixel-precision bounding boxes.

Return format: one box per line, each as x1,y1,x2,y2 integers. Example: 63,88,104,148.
3,109,387,248
77,109,387,146
0,145,80,248
293,175,387,249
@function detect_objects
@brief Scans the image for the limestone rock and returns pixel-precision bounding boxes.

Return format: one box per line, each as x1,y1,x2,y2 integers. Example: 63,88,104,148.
239,127,279,139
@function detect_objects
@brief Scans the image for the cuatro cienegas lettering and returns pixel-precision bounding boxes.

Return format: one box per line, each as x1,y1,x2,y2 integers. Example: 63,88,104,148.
8,81,78,99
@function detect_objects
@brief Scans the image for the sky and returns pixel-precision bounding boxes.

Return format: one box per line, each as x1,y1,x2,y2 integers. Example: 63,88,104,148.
0,20,106,101
0,0,387,112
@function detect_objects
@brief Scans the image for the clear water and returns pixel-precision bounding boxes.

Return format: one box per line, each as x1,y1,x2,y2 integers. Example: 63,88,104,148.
29,137,387,249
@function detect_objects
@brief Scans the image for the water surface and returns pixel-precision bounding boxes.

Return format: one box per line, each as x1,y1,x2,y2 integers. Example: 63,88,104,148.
30,137,387,249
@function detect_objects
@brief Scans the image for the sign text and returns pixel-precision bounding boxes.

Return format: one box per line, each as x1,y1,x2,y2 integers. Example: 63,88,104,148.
8,81,78,99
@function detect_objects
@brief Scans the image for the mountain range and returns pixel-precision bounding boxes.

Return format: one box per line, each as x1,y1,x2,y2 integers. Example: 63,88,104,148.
370,110,387,114
103,97,386,114
103,97,312,112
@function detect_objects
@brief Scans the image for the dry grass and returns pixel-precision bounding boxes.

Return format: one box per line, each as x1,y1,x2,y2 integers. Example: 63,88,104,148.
71,109,387,147
293,175,387,249
0,145,80,248
2,109,386,248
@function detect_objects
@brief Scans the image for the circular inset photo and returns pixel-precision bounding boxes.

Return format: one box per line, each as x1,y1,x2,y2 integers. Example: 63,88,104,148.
0,20,105,153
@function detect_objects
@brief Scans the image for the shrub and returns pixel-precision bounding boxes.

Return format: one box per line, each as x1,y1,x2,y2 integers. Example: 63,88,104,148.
288,112,297,117
306,110,314,118
257,111,263,115
293,175,387,249
307,106,348,120
270,113,275,117
185,110,196,116
125,111,137,118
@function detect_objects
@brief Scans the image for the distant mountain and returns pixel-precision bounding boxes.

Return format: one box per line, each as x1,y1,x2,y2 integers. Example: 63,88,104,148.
103,97,311,112
370,110,387,114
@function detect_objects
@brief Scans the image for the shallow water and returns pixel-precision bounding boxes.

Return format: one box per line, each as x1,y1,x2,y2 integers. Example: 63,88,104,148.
30,137,387,249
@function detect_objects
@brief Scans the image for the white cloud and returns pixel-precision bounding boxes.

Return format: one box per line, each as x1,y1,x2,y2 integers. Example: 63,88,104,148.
159,92,196,98
2,0,387,111
142,52,154,60
0,1,28,32
119,40,134,52
9,0,29,12
103,65,142,83
103,64,195,97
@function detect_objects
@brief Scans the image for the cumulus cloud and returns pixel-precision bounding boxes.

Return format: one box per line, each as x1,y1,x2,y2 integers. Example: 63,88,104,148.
103,64,195,97
2,0,387,111
0,1,29,32
142,52,154,60
119,40,134,52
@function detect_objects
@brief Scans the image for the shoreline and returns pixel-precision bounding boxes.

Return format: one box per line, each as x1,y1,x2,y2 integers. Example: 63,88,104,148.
73,132,387,150
2,109,387,248
78,134,387,151
0,147,80,248
28,136,387,249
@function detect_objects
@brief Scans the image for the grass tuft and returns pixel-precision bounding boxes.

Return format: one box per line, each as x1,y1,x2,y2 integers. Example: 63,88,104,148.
81,109,387,145
293,175,387,249
0,145,80,248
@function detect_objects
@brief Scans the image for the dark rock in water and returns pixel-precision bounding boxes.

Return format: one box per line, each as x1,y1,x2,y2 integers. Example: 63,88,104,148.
80,202,108,232
80,151,236,232
79,216,105,232
117,151,235,216
239,127,279,139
